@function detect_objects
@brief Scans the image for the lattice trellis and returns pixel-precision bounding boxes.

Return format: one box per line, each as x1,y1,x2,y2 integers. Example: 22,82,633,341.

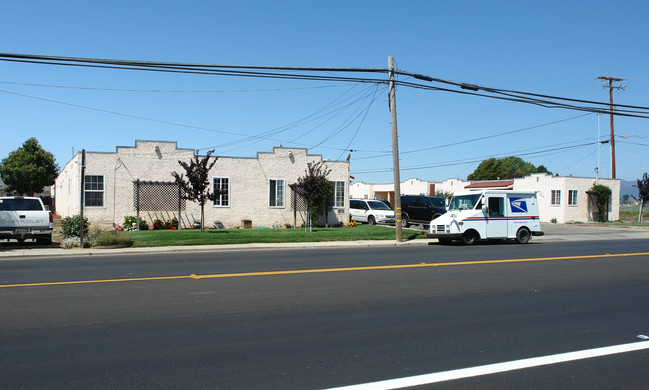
290,190,333,212
133,180,185,211
291,191,307,211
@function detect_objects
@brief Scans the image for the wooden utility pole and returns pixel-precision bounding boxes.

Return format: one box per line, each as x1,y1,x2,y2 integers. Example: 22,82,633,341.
79,149,86,248
388,56,402,242
598,76,624,179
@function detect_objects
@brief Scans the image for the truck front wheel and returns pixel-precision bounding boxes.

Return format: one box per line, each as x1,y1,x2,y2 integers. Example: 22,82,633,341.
462,230,479,245
515,227,531,244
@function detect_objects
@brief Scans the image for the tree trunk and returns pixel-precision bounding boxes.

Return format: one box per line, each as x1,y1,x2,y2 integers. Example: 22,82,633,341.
201,205,205,232
639,198,645,223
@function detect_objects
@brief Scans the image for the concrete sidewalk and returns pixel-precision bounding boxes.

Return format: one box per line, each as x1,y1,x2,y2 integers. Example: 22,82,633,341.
0,223,647,259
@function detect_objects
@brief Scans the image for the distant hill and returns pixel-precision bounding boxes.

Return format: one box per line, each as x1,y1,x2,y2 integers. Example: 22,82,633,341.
621,179,638,199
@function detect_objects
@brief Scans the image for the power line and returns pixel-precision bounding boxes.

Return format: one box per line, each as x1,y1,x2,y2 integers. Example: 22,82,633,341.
0,79,353,93
352,141,600,174
3,52,649,117
354,113,594,161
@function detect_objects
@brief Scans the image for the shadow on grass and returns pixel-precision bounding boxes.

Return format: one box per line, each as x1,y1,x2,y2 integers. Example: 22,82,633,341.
405,232,422,240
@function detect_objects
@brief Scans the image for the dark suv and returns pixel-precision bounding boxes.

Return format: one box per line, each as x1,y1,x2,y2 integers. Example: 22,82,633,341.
400,195,447,228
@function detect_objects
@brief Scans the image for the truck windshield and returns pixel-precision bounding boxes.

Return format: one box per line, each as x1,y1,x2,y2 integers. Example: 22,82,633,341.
448,194,482,211
0,198,43,211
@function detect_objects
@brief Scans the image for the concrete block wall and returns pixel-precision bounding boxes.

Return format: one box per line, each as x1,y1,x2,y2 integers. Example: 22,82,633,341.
55,141,350,230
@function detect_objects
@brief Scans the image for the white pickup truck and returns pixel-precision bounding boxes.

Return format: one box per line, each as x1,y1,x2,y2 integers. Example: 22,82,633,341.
0,196,53,244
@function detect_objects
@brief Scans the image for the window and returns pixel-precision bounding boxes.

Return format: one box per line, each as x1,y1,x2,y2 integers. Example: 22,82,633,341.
269,179,285,208
488,197,504,217
212,177,230,207
568,190,578,206
84,175,104,207
333,181,345,208
551,190,561,206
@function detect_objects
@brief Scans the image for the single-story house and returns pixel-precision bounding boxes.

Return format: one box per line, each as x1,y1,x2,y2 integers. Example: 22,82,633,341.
350,174,620,223
55,141,350,230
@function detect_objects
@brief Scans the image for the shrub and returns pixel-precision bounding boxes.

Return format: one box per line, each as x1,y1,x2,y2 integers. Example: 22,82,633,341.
124,216,149,231
90,231,132,247
60,236,91,249
152,218,166,230
60,215,89,238
153,217,178,230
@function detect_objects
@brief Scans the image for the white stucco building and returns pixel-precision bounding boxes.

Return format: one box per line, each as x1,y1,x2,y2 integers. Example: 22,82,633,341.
55,141,350,229
350,173,620,223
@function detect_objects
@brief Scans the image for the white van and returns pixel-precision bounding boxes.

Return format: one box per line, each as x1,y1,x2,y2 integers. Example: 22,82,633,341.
349,199,395,225
426,190,543,244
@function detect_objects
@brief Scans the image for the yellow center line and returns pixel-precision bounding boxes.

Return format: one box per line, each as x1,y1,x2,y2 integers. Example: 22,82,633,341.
2,252,648,289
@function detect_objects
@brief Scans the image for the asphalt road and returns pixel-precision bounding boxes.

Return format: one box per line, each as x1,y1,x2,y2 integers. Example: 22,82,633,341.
2,239,649,389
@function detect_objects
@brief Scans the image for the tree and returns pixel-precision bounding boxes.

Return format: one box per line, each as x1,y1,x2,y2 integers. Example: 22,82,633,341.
289,161,333,231
590,184,612,223
467,156,551,181
636,172,649,223
0,138,59,196
171,150,223,231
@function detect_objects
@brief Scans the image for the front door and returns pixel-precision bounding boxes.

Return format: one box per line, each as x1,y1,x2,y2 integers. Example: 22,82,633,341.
486,196,508,238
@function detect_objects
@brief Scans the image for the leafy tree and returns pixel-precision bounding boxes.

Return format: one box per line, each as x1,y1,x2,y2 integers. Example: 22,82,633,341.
0,138,59,196
636,172,649,223
434,190,453,200
172,150,223,231
289,161,333,231
467,156,551,181
590,184,612,223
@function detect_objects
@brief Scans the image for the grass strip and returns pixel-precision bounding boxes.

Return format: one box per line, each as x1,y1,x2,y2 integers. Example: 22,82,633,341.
127,225,425,247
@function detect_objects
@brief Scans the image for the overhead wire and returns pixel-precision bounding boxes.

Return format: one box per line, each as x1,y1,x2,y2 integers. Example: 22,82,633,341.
353,113,595,161
201,83,375,152
352,141,601,174
3,52,649,117
0,79,353,93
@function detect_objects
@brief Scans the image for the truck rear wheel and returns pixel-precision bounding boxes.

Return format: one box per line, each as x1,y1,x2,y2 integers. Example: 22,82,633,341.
515,227,531,244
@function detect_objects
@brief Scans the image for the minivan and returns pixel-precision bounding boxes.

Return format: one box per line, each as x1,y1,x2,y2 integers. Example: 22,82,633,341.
349,199,396,225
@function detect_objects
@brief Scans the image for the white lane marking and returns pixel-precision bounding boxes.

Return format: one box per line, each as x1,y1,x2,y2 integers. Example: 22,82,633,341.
326,341,649,390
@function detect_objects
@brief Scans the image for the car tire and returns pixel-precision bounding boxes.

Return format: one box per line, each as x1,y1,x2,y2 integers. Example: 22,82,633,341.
367,215,376,225
462,230,479,245
515,227,531,244
401,214,410,228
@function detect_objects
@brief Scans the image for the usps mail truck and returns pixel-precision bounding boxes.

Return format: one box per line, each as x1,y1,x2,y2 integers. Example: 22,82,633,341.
426,190,544,245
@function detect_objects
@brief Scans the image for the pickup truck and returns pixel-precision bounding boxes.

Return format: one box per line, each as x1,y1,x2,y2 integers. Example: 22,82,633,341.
0,196,53,244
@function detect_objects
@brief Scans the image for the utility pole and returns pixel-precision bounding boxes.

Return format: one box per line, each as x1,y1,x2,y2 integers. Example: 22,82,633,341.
79,149,86,248
598,76,624,179
389,56,402,242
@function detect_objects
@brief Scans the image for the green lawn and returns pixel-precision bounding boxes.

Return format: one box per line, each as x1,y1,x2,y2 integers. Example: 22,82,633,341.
127,225,426,247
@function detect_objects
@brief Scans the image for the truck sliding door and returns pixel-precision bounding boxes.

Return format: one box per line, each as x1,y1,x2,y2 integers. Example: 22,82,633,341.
486,196,508,238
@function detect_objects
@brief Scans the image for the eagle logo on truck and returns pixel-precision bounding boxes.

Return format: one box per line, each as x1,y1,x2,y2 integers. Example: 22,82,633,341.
510,197,528,213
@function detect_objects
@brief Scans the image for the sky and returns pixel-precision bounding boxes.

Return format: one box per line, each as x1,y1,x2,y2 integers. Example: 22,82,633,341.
1,1,648,185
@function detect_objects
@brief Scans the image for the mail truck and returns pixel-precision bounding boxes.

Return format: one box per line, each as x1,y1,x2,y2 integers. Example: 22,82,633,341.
426,190,543,245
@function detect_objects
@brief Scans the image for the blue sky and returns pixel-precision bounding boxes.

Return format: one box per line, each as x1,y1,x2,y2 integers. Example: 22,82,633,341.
2,1,648,184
